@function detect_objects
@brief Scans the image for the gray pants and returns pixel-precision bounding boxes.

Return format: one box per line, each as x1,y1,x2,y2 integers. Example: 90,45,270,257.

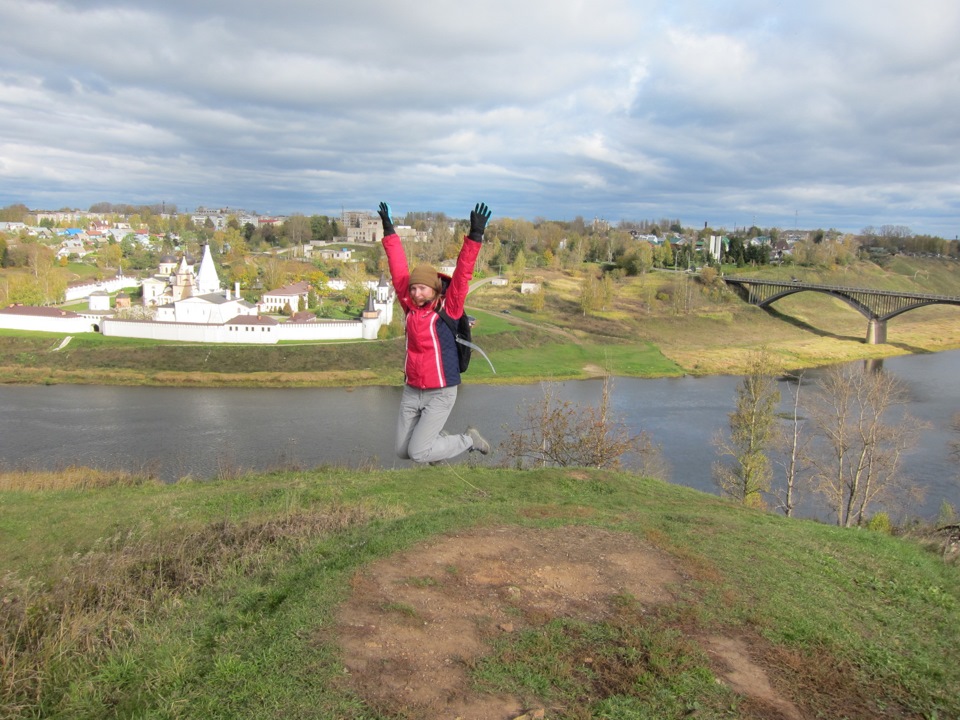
396,385,473,463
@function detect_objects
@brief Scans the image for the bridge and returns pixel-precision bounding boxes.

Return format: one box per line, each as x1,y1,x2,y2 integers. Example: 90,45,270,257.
722,277,960,344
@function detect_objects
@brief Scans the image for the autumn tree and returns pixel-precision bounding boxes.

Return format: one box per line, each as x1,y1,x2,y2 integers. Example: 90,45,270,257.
310,215,338,243
284,214,311,255
528,284,545,313
654,240,674,268
712,351,782,508
260,257,289,292
97,243,123,271
807,364,922,527
0,203,29,222
3,273,45,305
580,271,601,315
511,248,527,281
339,262,372,312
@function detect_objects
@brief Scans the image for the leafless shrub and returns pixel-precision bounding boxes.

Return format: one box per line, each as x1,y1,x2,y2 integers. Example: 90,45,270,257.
502,377,651,471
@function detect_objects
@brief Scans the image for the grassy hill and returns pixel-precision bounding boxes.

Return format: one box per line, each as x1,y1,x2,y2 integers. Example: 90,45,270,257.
1,467,957,718
2,256,960,386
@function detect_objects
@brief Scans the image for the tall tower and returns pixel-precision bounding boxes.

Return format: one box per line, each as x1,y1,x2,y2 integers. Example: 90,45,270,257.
171,256,195,301
375,274,394,324
360,290,381,340
195,243,221,295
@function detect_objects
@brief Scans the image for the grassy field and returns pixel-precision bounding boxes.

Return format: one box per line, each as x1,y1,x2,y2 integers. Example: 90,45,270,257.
1,467,957,718
1,256,960,387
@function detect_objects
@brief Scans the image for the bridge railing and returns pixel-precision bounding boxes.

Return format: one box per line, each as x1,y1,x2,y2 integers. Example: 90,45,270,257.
722,277,960,302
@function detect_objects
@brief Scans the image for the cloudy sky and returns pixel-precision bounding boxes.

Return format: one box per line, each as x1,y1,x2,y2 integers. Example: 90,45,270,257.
2,0,959,236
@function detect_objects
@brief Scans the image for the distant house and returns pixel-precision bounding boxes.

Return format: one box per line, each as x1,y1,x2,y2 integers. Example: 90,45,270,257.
56,236,89,259
520,281,542,295
319,248,353,261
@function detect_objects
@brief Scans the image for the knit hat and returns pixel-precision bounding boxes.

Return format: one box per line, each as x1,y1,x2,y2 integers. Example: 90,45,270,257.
409,264,442,293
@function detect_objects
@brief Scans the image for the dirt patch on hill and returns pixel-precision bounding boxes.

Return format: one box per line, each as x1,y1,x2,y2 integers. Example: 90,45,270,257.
335,525,809,719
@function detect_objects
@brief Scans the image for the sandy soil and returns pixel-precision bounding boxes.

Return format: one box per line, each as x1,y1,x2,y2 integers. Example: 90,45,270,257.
336,525,806,720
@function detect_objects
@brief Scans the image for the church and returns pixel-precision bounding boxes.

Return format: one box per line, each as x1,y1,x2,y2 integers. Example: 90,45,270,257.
98,246,395,344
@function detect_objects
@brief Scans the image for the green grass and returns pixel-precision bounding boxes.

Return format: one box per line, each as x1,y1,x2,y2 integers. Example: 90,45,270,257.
478,341,683,380
2,467,958,718
472,608,729,718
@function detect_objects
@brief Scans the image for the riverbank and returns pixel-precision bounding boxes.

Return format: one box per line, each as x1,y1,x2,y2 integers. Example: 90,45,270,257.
3,258,960,387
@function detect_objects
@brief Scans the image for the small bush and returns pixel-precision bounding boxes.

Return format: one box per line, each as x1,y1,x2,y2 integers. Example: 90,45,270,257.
866,512,893,534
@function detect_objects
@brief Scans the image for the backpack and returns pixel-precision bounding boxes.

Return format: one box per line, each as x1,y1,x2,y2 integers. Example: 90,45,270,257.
436,306,496,374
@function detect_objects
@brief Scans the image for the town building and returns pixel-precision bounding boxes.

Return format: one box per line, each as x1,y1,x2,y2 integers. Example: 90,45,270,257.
1,239,396,344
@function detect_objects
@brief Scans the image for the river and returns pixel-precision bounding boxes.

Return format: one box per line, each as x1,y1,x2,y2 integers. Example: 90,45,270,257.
1,350,958,521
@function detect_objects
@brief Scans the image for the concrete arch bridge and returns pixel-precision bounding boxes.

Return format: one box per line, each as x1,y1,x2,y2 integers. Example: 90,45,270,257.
722,277,960,344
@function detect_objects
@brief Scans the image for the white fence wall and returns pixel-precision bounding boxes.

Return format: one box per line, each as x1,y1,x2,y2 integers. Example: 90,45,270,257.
278,320,362,342
65,276,139,302
101,318,365,344
0,313,93,333
101,319,277,344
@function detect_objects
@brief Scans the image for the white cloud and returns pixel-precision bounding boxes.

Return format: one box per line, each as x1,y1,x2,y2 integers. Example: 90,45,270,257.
0,0,958,235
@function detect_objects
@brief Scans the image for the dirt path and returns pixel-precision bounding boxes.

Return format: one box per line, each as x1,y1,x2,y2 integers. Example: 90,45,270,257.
336,525,805,720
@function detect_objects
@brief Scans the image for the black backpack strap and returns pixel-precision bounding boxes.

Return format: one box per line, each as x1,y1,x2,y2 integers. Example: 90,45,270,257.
435,304,459,336
435,303,496,374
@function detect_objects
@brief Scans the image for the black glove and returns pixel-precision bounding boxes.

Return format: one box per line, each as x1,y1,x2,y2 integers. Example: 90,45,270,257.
377,201,395,236
468,202,491,243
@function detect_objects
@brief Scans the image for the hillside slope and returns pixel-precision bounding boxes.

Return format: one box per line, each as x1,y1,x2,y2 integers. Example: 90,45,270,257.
2,466,958,718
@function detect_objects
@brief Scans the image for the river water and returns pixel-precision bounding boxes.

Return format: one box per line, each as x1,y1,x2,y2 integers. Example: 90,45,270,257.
2,350,958,520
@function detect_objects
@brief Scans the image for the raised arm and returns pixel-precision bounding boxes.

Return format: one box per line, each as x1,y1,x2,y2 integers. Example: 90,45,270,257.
378,201,411,302
443,203,490,318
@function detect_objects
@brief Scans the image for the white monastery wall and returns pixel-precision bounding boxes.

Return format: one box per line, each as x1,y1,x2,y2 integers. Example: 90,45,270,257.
101,318,366,344
65,276,138,302
0,313,93,334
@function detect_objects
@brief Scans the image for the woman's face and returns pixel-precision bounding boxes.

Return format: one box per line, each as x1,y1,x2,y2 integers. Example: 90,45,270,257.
410,283,438,307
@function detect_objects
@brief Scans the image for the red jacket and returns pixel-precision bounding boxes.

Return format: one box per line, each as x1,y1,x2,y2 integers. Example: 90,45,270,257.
382,233,481,389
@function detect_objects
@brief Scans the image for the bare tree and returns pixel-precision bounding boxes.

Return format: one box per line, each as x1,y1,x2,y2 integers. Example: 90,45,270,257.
773,372,812,517
712,351,782,508
504,377,651,470
807,364,922,527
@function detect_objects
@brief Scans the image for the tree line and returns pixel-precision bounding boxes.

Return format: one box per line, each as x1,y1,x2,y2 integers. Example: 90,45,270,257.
711,351,952,528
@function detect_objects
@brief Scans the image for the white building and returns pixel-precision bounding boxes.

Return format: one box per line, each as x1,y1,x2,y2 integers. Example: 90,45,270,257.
88,291,111,312
154,289,257,324
0,305,95,333
261,280,311,313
